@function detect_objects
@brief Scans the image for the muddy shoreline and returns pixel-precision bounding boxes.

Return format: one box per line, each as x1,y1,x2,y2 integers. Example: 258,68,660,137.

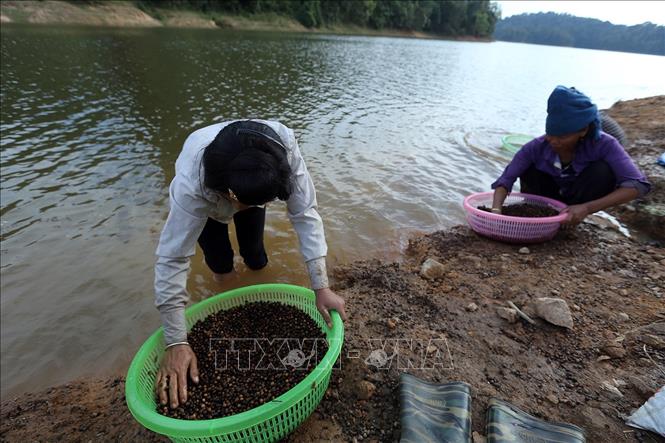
2,98,664,442
2,225,663,442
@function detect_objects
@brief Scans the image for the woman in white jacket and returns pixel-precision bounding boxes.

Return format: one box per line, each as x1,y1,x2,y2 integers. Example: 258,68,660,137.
154,119,347,409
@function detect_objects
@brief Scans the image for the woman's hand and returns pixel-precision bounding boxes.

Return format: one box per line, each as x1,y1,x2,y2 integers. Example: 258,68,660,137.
561,203,590,225
315,288,348,328
492,187,508,212
156,344,199,409
561,188,639,226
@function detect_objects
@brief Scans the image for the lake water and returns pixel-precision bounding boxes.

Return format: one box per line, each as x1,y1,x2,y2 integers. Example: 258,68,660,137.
1,25,664,397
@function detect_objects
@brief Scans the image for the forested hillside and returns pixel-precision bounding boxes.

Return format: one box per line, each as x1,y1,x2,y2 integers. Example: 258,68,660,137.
494,12,665,55
135,0,500,37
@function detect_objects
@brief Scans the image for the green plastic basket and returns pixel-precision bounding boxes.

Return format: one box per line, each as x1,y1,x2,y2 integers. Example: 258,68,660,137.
125,284,344,442
501,134,534,154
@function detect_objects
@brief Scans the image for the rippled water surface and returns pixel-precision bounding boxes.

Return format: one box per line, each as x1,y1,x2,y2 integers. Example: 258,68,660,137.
1,25,664,396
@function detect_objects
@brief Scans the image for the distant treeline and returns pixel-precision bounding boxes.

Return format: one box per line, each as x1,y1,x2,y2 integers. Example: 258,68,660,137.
135,0,500,37
494,12,665,56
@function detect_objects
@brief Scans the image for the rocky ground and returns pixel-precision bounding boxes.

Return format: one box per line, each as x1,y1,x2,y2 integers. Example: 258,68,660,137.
306,225,665,443
0,378,164,442
2,98,664,442
2,225,663,442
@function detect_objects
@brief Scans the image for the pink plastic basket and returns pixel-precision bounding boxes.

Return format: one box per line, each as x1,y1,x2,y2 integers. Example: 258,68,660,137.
463,192,568,244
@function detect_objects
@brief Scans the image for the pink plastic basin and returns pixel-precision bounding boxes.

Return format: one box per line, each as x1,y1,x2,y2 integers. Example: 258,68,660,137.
463,192,568,244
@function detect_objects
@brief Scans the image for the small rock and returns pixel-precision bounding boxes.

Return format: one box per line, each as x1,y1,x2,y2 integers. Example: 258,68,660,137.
534,297,574,329
387,318,398,329
620,289,629,296
497,307,518,323
640,334,665,349
572,304,580,311
546,394,559,404
615,312,630,322
472,431,487,443
600,381,623,399
618,269,636,278
440,285,453,293
613,378,627,388
357,380,376,400
602,342,626,359
421,258,446,279
624,322,665,349
466,302,478,312
581,407,608,429
464,254,482,263
596,355,611,362
426,345,438,354
571,266,577,272
627,375,655,399
518,247,530,254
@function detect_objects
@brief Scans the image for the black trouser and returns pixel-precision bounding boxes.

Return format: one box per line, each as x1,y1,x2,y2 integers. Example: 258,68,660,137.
197,207,268,274
520,160,616,205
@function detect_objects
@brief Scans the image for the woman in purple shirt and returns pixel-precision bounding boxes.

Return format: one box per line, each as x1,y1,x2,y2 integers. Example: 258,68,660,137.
491,86,650,224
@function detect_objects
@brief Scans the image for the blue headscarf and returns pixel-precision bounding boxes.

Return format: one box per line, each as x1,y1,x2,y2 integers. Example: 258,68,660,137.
546,86,601,140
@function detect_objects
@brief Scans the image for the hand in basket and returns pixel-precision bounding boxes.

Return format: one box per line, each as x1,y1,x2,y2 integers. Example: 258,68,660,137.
156,344,199,409
561,203,590,225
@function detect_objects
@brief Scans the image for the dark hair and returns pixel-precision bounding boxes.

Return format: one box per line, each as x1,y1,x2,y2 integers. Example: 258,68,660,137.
202,121,292,205
583,122,597,141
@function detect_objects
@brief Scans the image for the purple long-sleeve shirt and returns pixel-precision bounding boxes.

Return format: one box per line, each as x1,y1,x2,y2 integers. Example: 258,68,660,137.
492,132,650,197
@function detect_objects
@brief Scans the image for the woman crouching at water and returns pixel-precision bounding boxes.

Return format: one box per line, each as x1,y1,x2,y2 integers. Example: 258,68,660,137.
153,119,347,409
491,86,650,224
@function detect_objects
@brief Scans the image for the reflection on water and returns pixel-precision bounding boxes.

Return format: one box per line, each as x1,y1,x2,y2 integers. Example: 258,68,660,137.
1,25,664,397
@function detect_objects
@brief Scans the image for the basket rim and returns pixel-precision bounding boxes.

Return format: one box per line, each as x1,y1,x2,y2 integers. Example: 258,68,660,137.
463,191,568,224
125,283,344,438
500,133,534,153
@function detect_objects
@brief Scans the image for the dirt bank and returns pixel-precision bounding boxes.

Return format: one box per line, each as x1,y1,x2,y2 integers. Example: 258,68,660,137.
0,1,162,28
2,224,664,442
604,95,665,242
0,1,307,30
